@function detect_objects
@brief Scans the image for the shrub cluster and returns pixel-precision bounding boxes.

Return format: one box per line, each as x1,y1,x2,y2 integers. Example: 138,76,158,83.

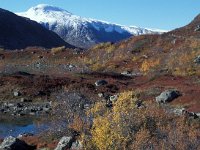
69,91,200,150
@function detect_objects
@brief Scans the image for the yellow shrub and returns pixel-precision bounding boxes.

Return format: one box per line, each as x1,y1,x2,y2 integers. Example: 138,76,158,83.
140,58,160,72
132,56,138,62
106,45,115,53
86,89,200,150
82,57,94,65
90,91,139,150
167,48,200,76
91,113,132,150
88,102,108,118
91,116,113,149
92,42,112,50
51,46,65,54
91,63,103,71
113,91,137,114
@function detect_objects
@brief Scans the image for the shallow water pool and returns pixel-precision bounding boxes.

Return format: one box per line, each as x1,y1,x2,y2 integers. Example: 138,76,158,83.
0,115,48,138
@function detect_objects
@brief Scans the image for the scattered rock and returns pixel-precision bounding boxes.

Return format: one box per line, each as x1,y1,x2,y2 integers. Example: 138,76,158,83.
171,39,176,44
95,80,108,86
43,107,51,113
0,136,35,150
194,55,200,64
196,113,200,118
98,93,104,98
156,90,181,103
173,108,185,115
106,100,113,108
103,93,111,101
17,133,34,138
194,25,200,31
188,112,198,119
135,100,145,109
142,55,148,59
14,91,21,97
66,64,76,71
159,68,169,73
109,94,118,102
35,62,42,69
55,136,73,150
20,98,32,103
121,70,131,74
121,71,142,77
71,140,83,150
83,104,90,109
121,71,132,76
0,102,51,116
182,110,199,119
38,55,44,59
54,136,83,150
68,64,75,69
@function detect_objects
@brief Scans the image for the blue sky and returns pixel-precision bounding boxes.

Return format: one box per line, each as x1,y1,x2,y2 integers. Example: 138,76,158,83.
1,0,200,30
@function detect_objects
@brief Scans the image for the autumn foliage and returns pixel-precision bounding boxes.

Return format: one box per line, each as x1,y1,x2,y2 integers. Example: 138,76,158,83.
81,91,200,150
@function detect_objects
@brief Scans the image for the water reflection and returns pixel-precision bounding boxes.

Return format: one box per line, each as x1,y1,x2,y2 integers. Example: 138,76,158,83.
0,115,48,138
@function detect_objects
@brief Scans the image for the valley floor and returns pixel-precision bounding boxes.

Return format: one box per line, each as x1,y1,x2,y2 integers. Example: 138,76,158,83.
0,48,199,150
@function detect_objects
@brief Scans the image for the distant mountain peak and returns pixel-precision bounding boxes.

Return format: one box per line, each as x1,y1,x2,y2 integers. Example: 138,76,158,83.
28,4,71,13
17,4,166,48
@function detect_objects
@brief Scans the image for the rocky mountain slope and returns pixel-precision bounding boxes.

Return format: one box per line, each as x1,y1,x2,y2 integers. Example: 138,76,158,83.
17,4,165,48
0,8,73,50
80,13,200,77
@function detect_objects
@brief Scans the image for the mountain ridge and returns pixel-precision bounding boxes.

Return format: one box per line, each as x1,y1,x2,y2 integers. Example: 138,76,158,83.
17,4,166,48
0,7,74,50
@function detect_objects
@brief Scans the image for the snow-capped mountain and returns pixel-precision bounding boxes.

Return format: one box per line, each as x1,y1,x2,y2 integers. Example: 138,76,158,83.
17,4,165,48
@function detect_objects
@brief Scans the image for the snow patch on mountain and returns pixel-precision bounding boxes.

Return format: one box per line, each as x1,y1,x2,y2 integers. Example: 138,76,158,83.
17,4,166,48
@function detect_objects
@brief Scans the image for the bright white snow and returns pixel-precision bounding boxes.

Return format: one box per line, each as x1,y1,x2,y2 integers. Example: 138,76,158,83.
16,4,166,35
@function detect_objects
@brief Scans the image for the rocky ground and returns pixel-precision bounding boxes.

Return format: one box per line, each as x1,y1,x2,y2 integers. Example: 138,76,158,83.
1,8,200,150
0,101,51,116
0,67,199,149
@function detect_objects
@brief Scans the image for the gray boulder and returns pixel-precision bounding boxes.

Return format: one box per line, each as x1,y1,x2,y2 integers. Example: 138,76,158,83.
98,93,104,98
95,80,108,86
109,95,118,102
196,113,200,118
54,136,82,150
83,104,90,109
121,71,142,77
71,140,82,150
173,108,185,115
0,136,35,150
121,71,132,76
20,98,32,103
13,91,21,97
17,133,34,138
54,136,73,150
194,25,200,31
194,55,200,64
156,90,181,103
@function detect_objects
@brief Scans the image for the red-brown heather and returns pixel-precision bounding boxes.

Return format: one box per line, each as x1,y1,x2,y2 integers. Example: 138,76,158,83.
0,13,200,150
